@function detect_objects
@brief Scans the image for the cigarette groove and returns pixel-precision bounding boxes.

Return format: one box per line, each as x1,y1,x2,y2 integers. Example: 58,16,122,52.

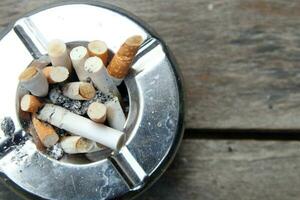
110,147,147,189
14,25,42,59
132,38,159,66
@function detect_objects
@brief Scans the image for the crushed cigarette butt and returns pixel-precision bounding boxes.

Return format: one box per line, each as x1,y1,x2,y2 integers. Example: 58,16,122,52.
1,117,15,137
32,115,59,148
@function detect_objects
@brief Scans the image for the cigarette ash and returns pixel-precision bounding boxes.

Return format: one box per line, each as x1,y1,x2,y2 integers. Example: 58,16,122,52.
47,143,64,160
1,117,15,137
49,87,85,115
48,87,115,116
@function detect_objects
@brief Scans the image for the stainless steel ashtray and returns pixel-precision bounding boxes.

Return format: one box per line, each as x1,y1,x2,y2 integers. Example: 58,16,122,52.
0,1,184,199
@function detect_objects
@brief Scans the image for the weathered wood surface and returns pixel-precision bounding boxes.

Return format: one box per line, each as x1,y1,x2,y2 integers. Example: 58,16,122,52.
1,1,300,200
2,0,300,129
142,139,300,200
1,139,300,200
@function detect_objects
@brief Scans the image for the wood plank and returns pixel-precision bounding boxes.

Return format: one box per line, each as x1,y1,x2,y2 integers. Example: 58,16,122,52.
1,0,300,129
139,139,300,200
1,139,300,199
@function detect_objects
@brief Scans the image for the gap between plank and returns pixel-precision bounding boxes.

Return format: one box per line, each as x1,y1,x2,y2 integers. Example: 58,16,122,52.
184,129,300,141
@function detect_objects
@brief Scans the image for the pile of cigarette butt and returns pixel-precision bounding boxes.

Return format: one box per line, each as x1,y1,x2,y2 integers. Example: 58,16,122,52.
18,35,143,160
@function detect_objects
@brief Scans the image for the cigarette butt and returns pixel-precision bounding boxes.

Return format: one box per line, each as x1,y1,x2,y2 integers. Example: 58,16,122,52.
20,94,43,113
19,66,37,81
70,46,90,81
84,56,121,98
87,40,109,65
62,82,96,100
37,104,125,150
60,136,102,154
47,39,72,72
32,115,59,148
19,66,49,97
118,35,144,57
42,66,69,84
107,55,132,79
107,35,143,82
87,102,107,123
29,123,46,152
105,97,126,131
79,83,96,100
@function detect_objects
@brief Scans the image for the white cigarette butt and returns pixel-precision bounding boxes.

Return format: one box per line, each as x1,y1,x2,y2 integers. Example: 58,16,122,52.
105,97,126,131
47,39,72,72
84,56,121,98
62,82,96,100
42,66,69,83
19,67,49,97
70,46,90,81
88,40,109,65
87,102,107,123
60,136,102,154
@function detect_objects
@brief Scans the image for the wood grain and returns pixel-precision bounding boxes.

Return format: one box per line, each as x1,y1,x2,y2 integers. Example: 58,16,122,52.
140,139,300,200
2,0,300,129
1,139,300,200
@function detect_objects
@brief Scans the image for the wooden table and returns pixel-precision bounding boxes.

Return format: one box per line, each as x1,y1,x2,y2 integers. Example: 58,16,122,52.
1,0,300,199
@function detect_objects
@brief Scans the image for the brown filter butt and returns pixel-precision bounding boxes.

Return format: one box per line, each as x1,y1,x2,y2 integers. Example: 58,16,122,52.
29,123,46,152
118,35,143,57
19,67,38,81
79,83,96,100
107,55,132,79
88,40,109,65
107,35,143,79
32,115,59,148
20,94,43,113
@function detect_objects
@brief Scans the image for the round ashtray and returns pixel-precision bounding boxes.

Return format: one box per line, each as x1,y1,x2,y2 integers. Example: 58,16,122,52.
0,2,184,200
